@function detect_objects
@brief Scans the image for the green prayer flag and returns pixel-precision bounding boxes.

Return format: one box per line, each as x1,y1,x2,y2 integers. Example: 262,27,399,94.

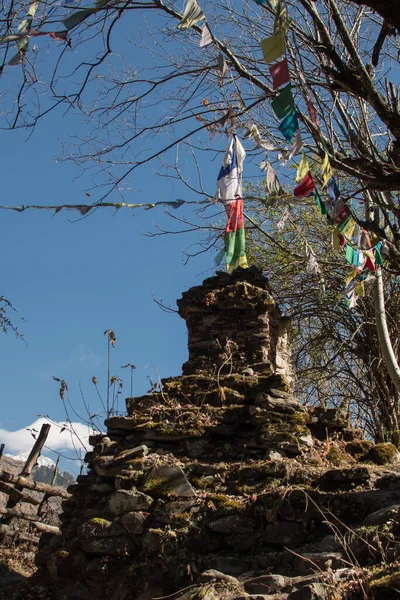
260,32,285,65
374,246,384,266
271,84,294,120
345,244,354,264
314,189,327,215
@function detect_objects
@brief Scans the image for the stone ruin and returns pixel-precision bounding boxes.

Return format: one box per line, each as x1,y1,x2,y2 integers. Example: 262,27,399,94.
38,267,400,600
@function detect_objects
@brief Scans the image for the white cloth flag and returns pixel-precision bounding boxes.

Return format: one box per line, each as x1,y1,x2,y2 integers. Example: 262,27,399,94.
245,124,276,151
177,0,205,30
288,131,303,161
199,22,213,47
215,136,246,204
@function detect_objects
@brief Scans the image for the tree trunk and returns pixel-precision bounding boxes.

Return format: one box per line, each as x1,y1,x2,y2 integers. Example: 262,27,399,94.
374,266,400,442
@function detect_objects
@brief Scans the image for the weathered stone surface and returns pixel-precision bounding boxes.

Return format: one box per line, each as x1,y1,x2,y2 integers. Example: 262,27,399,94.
142,465,196,497
293,552,345,575
319,467,370,490
209,514,254,534
264,523,308,546
255,393,302,414
288,583,328,600
177,267,293,384
77,518,135,557
361,442,400,465
244,574,286,594
363,504,400,527
215,557,250,575
108,489,153,515
197,570,239,585
314,407,347,430
119,511,147,534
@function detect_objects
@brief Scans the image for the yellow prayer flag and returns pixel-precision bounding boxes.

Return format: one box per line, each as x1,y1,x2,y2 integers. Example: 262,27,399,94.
341,217,356,239
345,269,358,287
332,228,341,251
261,32,285,65
295,153,310,183
321,153,333,188
355,281,365,297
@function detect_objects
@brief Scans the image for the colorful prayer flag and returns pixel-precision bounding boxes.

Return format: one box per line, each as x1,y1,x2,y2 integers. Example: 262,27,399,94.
288,131,303,160
278,108,299,142
315,189,327,215
271,84,295,120
177,0,205,30
215,136,246,204
269,58,290,89
321,153,333,188
199,22,213,47
295,153,309,183
261,32,285,65
326,176,340,202
225,199,248,273
293,171,315,198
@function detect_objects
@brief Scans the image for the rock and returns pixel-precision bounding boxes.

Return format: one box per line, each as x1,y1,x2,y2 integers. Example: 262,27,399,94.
215,557,250,576
265,449,286,461
319,467,370,490
318,535,341,552
361,443,400,465
244,574,286,594
363,504,400,527
108,490,153,515
119,511,147,534
142,465,196,497
314,407,347,430
255,393,302,414
154,500,196,524
186,439,209,458
209,514,254,534
288,583,328,599
263,523,307,546
227,533,257,551
77,518,135,557
298,434,314,448
293,552,344,576
197,570,239,585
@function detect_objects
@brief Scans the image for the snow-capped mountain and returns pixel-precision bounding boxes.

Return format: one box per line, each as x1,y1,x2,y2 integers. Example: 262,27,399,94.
5,452,55,468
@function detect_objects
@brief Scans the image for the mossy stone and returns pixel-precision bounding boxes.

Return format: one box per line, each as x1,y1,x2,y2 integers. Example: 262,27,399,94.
361,442,400,465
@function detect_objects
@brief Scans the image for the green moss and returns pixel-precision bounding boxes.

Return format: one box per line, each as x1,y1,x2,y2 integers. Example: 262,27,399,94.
345,440,373,456
326,446,350,466
89,518,110,528
142,475,171,494
369,570,400,598
207,494,245,510
361,442,399,465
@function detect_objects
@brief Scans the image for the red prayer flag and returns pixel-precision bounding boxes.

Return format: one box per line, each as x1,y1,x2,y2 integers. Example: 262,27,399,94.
269,58,290,90
225,199,244,233
293,171,315,198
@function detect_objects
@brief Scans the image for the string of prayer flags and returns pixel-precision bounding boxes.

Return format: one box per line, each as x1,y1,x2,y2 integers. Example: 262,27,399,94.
269,58,290,90
215,135,246,205
271,84,295,120
199,22,213,47
177,0,205,29
0,199,207,215
215,136,248,273
63,0,110,30
224,199,248,273
278,109,299,142
261,31,285,65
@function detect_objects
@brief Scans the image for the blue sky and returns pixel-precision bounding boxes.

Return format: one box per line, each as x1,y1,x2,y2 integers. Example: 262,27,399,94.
0,83,221,471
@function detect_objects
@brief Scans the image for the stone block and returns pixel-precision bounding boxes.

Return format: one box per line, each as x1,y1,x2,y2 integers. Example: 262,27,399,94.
142,465,196,497
288,583,328,600
119,511,147,534
319,467,370,490
244,574,286,594
363,504,400,527
108,489,153,515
